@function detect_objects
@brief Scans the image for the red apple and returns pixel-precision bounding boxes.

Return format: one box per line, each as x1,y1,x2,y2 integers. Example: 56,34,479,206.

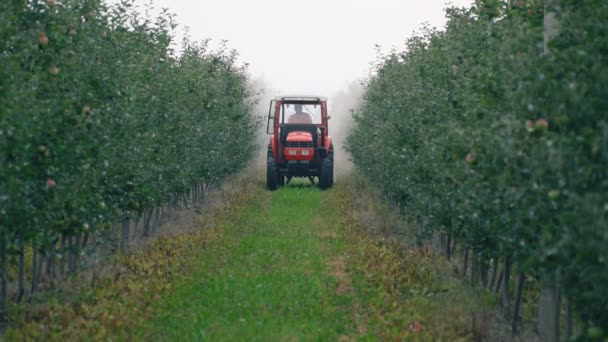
412,321,423,333
535,118,548,130
46,178,56,187
47,0,57,7
48,66,60,76
525,120,534,132
38,32,49,45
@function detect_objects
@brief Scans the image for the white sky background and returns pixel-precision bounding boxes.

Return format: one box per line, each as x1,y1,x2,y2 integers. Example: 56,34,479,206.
120,0,473,97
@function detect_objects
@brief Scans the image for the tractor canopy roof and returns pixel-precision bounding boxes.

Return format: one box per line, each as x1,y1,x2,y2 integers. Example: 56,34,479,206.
274,95,327,103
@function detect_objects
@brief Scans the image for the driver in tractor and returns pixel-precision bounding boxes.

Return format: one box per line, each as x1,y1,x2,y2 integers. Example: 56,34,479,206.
287,104,313,124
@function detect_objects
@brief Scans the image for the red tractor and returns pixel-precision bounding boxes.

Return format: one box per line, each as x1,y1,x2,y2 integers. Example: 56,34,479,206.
266,96,334,190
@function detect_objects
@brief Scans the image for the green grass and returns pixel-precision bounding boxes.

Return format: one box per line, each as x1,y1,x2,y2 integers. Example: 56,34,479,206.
142,181,354,340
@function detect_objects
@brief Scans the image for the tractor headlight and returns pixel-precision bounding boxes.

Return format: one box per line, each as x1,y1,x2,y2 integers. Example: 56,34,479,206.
288,149,297,155
301,149,310,156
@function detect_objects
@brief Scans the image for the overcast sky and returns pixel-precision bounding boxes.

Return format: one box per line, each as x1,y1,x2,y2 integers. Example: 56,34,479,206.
123,0,473,96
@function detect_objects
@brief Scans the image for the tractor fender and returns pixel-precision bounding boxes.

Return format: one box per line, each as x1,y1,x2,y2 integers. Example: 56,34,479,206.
269,135,278,160
324,136,333,154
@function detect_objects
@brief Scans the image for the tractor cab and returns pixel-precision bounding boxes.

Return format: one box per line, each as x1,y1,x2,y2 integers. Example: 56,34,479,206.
266,96,334,190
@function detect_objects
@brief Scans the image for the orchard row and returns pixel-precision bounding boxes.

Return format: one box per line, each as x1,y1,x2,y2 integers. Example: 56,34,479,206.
347,0,607,337
0,0,258,315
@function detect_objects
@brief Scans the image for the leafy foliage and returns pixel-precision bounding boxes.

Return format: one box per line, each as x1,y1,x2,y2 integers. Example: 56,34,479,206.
347,0,607,333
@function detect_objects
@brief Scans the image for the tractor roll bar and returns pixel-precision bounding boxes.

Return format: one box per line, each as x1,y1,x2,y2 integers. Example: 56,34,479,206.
274,95,328,102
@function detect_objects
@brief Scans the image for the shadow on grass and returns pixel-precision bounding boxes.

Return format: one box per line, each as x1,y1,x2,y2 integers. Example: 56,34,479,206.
285,178,318,189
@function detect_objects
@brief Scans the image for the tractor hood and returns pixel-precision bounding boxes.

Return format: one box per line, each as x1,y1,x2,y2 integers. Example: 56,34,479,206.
286,131,313,143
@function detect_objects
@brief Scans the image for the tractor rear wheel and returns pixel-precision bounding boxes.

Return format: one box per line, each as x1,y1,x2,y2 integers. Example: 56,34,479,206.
329,144,334,187
319,158,333,190
267,157,279,191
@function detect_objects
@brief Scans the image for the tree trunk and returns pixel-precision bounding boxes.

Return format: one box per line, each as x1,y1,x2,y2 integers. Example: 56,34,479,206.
512,273,525,335
46,253,55,287
494,266,503,294
566,296,573,339
28,246,42,302
480,258,489,288
489,257,499,290
112,221,119,247
132,220,138,240
120,217,130,249
59,234,68,277
183,193,189,208
204,183,210,198
141,207,153,238
446,229,452,261
538,275,561,342
152,207,162,232
0,231,7,318
68,234,82,275
17,238,25,302
81,232,89,251
67,235,75,275
463,248,469,277
501,255,512,319
470,251,478,286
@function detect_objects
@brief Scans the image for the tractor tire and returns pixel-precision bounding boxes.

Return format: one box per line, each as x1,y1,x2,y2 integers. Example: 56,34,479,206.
329,144,334,187
278,174,285,187
319,158,333,190
267,157,279,191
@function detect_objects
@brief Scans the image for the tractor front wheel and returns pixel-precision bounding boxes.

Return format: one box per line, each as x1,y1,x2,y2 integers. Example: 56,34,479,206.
267,157,279,191
319,158,333,190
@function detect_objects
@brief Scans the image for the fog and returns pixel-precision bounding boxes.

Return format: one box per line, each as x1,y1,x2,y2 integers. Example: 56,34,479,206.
327,82,364,175
111,0,473,95
108,0,474,174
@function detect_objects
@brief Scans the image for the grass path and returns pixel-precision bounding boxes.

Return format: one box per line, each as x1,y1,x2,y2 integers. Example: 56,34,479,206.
136,179,492,341
142,182,355,340
7,176,493,340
